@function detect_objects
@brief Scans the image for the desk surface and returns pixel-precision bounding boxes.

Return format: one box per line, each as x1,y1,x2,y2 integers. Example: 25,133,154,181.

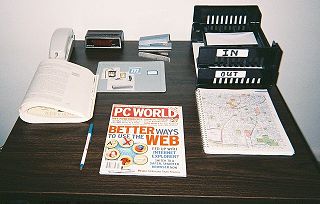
1,41,319,203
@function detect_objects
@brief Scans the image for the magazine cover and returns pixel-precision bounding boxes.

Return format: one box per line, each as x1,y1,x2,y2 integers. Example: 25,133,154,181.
99,104,187,177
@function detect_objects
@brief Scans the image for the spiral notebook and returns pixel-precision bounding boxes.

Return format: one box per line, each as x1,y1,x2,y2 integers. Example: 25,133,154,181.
195,88,294,155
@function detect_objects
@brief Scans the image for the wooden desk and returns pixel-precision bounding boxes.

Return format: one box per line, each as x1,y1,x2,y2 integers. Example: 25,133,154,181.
1,41,319,203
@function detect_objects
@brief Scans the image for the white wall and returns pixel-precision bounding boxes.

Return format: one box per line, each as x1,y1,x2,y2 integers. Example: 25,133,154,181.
1,0,319,160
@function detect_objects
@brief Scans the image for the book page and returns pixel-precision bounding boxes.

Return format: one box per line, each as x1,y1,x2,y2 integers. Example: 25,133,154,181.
196,88,294,155
20,59,97,122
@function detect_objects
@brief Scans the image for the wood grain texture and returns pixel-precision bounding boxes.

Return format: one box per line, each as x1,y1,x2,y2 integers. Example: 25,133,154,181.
0,41,319,204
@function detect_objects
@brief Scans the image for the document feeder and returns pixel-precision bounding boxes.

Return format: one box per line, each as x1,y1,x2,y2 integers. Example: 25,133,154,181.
192,6,282,88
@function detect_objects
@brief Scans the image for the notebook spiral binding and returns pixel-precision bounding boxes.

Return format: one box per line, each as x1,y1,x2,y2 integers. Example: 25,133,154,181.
195,89,209,153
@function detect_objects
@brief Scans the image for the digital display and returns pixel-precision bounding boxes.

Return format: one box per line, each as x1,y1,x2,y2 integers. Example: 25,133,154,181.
86,38,121,48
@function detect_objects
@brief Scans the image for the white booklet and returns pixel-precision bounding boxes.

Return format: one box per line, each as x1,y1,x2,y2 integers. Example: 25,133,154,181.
196,88,294,155
19,59,98,123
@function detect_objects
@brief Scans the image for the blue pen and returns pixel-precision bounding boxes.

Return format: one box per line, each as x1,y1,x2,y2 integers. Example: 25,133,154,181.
80,122,94,170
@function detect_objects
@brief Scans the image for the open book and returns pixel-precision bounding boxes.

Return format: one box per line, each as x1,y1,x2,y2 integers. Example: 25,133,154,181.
19,59,98,123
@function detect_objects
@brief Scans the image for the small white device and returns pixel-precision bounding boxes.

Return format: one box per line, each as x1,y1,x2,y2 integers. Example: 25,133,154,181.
49,28,74,60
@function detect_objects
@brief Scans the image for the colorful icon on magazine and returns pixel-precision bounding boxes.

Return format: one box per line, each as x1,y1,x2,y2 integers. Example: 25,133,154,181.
132,143,148,154
119,137,134,148
105,139,118,148
119,155,133,167
134,155,148,165
105,148,120,160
